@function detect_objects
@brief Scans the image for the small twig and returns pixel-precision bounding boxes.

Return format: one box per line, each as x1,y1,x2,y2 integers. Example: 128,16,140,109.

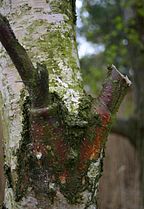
0,14,35,88
0,14,49,107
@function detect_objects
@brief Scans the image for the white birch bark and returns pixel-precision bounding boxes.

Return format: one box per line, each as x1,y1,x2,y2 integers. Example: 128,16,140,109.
0,1,131,209
0,1,91,208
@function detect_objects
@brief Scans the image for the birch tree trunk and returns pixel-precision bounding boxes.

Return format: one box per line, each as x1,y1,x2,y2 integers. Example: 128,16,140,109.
0,1,131,209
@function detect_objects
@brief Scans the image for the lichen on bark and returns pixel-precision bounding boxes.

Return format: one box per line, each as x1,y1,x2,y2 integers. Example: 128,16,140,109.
0,1,131,209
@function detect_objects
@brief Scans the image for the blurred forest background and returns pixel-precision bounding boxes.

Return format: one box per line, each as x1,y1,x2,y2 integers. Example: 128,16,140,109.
77,0,144,208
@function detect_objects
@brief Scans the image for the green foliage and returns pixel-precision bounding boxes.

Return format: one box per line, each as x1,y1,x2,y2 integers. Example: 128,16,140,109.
80,53,106,95
79,0,144,94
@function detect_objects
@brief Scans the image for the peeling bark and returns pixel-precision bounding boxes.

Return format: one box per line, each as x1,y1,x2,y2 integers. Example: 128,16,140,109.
0,1,131,209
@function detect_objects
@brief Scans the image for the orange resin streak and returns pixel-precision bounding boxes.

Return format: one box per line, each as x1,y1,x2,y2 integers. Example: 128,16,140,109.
78,106,111,172
59,170,69,184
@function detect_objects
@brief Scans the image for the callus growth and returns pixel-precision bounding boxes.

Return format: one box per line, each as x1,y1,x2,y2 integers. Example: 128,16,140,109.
16,66,131,206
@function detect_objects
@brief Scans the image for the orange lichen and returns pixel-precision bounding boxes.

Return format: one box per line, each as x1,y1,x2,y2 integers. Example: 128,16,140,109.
78,105,111,171
59,170,69,184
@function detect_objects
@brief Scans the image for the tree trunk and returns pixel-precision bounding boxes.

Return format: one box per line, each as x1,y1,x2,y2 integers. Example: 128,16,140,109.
0,115,5,208
132,64,144,206
127,2,144,204
113,1,144,205
0,1,130,209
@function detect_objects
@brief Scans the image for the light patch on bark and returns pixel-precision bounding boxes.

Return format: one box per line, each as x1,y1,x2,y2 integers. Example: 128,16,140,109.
49,57,82,113
0,44,23,169
0,49,24,207
4,182,18,209
86,149,104,201
36,152,42,160
20,190,39,209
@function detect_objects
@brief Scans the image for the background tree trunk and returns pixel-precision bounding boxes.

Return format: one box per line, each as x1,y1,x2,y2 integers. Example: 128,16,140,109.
0,1,130,209
123,3,144,204
0,115,5,208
